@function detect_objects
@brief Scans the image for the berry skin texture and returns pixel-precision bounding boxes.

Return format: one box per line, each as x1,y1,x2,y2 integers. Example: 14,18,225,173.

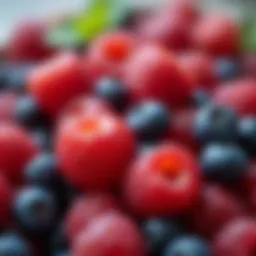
213,218,256,256
200,144,249,183
72,212,145,256
215,58,241,81
56,113,135,190
0,122,38,184
163,236,210,256
192,14,239,55
213,79,256,116
188,185,246,237
0,92,17,121
28,52,90,116
123,45,193,109
65,193,119,243
124,144,200,216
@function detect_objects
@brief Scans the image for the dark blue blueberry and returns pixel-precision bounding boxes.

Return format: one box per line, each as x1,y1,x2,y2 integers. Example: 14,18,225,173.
191,90,211,108
126,101,170,142
94,77,129,111
0,233,31,256
200,144,249,183
14,96,47,128
54,252,69,256
141,218,183,256
13,187,57,235
24,153,59,188
215,58,241,81
194,104,238,144
49,224,68,254
238,117,256,155
32,128,51,150
163,236,210,256
0,66,7,90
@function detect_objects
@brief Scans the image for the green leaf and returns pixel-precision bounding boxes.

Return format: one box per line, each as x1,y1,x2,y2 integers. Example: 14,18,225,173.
241,17,256,51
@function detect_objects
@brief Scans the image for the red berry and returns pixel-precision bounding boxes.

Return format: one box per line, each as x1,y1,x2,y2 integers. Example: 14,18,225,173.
213,79,256,116
65,193,120,243
7,21,53,61
188,184,246,237
214,218,256,256
72,212,145,256
56,113,135,190
192,14,239,56
243,53,256,78
123,45,193,109
124,144,200,216
0,122,38,184
28,52,90,116
88,32,136,77
0,92,18,121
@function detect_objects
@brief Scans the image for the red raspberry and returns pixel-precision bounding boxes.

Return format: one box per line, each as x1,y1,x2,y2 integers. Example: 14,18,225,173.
7,21,53,61
213,79,256,116
72,212,145,256
0,92,18,121
56,113,135,190
65,193,120,243
123,45,193,109
28,52,90,116
213,218,256,256
124,144,200,216
0,122,38,184
187,184,246,238
192,14,239,56
178,51,215,89
88,32,136,77
243,53,256,78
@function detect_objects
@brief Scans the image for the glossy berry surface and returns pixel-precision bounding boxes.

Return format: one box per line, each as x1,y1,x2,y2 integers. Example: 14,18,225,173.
191,90,211,108
215,58,241,81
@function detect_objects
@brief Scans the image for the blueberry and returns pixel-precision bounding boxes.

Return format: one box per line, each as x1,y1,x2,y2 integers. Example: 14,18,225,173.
215,58,241,81
24,153,59,188
49,224,68,254
32,129,51,150
54,252,69,256
163,236,210,256
94,77,129,111
200,144,249,183
238,117,256,155
126,101,170,142
194,104,238,144
191,90,211,108
141,218,182,256
13,187,57,235
14,96,47,129
0,233,31,256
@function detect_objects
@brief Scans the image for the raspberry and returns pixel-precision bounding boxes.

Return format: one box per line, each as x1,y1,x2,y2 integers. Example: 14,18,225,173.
28,52,90,116
123,45,193,109
0,92,18,121
65,193,120,243
55,113,135,190
0,122,38,184
124,144,200,216
72,212,145,256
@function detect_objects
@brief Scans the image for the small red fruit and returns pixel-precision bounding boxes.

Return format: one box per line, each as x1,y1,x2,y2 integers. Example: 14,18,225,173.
72,212,145,256
56,113,135,190
28,52,90,116
192,14,239,55
124,144,200,216
123,45,193,109
0,122,38,184
65,193,120,243
0,92,18,121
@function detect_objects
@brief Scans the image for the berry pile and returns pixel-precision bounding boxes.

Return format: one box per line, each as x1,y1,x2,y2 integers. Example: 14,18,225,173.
0,1,255,255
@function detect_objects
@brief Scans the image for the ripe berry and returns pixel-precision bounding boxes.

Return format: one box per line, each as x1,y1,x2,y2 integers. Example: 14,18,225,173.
163,236,210,256
213,79,256,116
50,224,68,254
215,58,241,81
126,100,170,142
141,218,183,256
214,218,256,256
65,193,119,243
28,52,90,116
56,113,135,190
194,104,238,144
123,45,193,109
124,144,200,216
191,90,211,108
72,212,145,256
94,77,129,111
0,122,38,184
32,128,51,150
0,92,18,121
0,233,31,256
200,144,249,183
192,14,239,55
13,186,57,235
